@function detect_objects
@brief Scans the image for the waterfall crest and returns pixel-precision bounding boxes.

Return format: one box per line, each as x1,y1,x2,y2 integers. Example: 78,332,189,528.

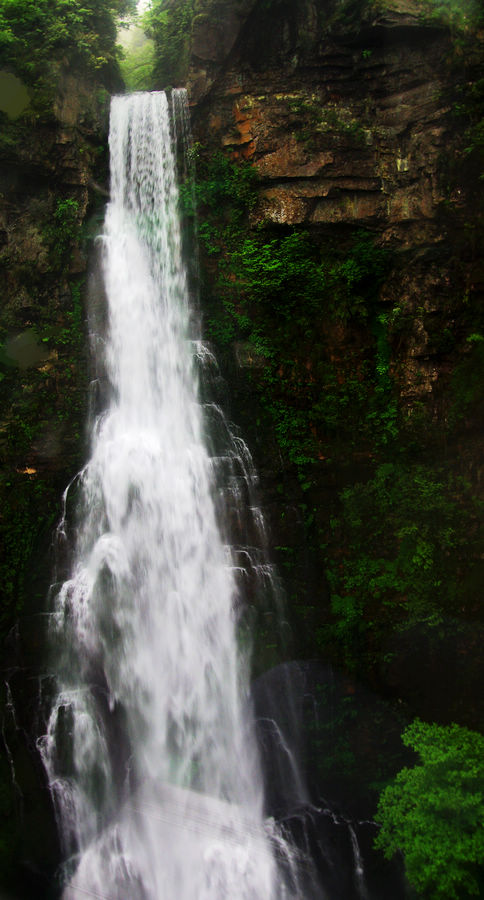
39,91,297,900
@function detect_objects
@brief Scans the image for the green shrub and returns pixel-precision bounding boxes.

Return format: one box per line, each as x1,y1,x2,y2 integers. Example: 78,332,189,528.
375,719,484,899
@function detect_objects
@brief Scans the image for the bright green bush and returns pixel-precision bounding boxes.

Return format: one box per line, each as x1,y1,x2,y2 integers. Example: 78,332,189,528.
375,719,484,899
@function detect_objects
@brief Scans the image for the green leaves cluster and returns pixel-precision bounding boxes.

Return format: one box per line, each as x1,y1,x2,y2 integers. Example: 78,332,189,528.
229,230,392,456
232,231,324,317
375,719,484,899
221,224,388,326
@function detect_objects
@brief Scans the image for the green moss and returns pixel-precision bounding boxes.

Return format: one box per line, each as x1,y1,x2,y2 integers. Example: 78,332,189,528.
45,198,81,268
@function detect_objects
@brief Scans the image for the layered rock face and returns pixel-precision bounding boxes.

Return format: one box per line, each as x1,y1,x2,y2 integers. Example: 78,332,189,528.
189,0,478,404
181,0,484,731
191,0,446,234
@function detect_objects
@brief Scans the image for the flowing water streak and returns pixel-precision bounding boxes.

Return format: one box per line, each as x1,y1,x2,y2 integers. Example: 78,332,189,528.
40,91,294,900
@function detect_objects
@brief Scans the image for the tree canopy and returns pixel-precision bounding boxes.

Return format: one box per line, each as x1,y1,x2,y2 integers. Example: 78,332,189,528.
0,0,135,86
375,719,484,899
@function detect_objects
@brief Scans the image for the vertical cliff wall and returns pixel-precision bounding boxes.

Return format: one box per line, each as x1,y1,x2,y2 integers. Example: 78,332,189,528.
0,0,482,892
150,0,484,731
0,3,127,885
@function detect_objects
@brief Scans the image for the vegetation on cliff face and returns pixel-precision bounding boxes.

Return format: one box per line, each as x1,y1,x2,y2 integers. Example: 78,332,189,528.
143,0,194,87
0,0,130,630
182,139,484,894
0,166,89,636
0,186,93,887
182,140,483,680
0,0,483,893
176,0,484,892
0,1,135,890
322,465,479,665
0,0,134,88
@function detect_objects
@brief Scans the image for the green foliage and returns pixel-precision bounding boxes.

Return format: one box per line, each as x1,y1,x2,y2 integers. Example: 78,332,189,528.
46,198,81,267
0,0,134,98
375,719,484,899
367,311,398,445
418,0,484,31
181,149,258,223
143,0,194,87
118,35,154,90
233,231,325,315
328,231,388,320
224,225,387,331
232,230,391,460
187,149,393,470
322,463,478,666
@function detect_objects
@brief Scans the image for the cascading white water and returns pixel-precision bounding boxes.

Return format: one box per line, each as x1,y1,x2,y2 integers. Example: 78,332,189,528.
39,91,298,900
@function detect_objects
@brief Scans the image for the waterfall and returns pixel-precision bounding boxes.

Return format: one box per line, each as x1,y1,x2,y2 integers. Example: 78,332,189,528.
39,91,298,900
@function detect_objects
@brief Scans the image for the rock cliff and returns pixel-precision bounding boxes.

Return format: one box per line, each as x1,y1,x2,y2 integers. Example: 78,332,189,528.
169,0,484,731
188,0,481,364
0,61,114,895
0,0,482,891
